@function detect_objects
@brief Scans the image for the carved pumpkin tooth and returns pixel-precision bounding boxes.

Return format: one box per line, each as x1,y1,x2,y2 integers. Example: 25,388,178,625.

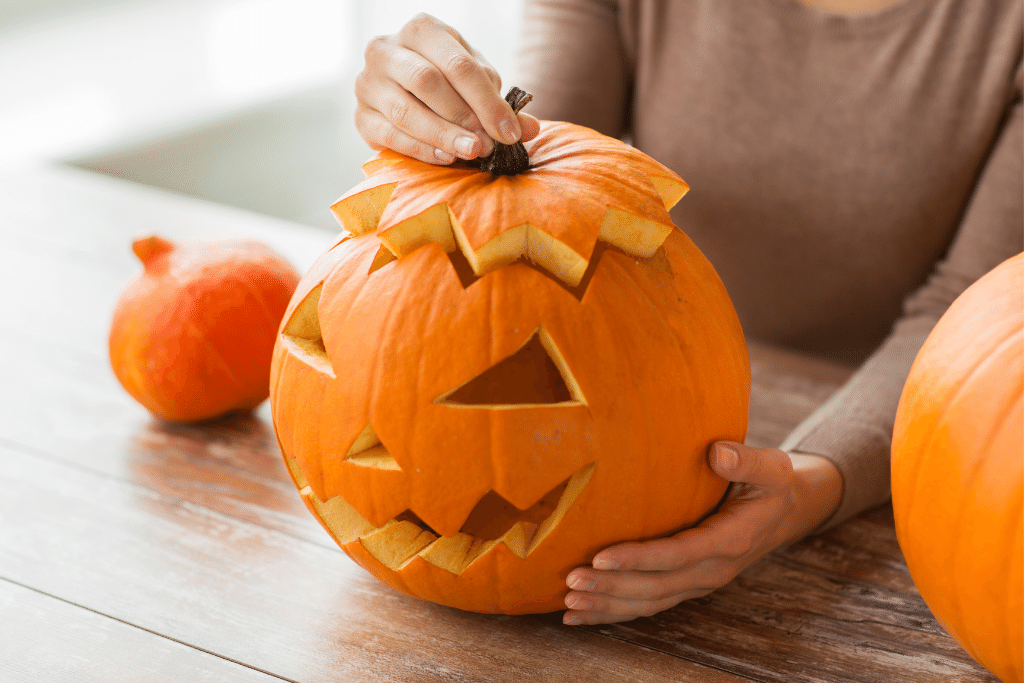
528,463,596,556
302,487,375,546
378,203,458,257
360,520,437,570
599,207,674,258
284,456,309,490
368,244,398,275
499,521,537,559
330,180,397,236
416,533,501,575
648,174,689,211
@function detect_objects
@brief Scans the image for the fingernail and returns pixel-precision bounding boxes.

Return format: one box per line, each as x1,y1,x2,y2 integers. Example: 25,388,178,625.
498,118,520,144
454,135,476,159
434,148,455,164
566,594,592,611
563,614,582,626
717,444,739,471
592,556,620,571
568,575,595,591
474,129,494,156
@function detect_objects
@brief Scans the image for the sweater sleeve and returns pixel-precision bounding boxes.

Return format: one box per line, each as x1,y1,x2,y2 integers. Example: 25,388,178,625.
514,0,630,138
781,62,1024,531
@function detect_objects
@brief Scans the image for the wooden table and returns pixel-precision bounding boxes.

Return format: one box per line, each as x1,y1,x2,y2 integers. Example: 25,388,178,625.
0,165,995,682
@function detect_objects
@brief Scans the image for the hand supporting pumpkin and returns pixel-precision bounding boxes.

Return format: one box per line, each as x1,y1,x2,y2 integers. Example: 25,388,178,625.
562,443,843,625
356,13,541,165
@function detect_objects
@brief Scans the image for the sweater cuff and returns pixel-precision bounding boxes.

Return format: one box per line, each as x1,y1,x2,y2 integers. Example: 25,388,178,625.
779,331,932,531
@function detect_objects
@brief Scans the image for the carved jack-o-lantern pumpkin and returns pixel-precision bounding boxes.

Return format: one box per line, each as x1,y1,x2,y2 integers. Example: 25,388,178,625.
270,103,750,614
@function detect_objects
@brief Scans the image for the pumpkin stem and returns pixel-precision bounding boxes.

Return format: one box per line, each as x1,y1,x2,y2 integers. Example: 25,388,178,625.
132,235,175,266
477,87,533,176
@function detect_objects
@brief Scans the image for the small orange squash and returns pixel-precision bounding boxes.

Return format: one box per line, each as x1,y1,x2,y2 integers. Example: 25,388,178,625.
270,92,750,614
110,235,300,423
892,252,1023,683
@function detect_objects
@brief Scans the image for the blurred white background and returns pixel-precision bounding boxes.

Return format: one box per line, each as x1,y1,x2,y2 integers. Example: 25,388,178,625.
0,0,526,229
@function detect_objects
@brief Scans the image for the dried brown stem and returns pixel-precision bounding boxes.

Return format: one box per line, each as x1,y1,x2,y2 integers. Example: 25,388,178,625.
477,87,533,176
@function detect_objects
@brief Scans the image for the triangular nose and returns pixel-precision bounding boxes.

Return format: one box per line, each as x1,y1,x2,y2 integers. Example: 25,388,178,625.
344,422,401,470
436,327,585,407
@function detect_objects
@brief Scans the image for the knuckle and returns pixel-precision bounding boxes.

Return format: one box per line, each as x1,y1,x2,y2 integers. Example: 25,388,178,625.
353,70,372,99
387,100,414,129
777,457,796,484
724,533,754,559
353,108,384,151
402,12,437,39
353,105,369,130
689,587,716,601
482,64,501,89
364,34,391,60
649,582,678,602
406,62,443,94
588,594,612,613
637,602,665,618
450,104,481,131
443,52,480,81
708,565,738,589
380,124,401,151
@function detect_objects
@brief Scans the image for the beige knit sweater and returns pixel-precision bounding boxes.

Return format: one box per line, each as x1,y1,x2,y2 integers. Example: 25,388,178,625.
516,0,1023,528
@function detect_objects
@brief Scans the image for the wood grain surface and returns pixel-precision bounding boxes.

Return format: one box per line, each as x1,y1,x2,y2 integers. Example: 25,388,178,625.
0,166,997,682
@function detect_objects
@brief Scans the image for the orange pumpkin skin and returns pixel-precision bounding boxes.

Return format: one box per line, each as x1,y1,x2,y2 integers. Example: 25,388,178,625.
110,236,300,423
892,252,1023,683
271,121,750,614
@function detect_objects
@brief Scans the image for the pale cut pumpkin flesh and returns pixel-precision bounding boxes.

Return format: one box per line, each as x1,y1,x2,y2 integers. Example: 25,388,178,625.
329,121,688,288
287,455,595,574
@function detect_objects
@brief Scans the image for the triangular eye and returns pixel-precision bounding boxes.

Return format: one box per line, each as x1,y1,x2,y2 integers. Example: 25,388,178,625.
436,327,586,408
280,283,334,378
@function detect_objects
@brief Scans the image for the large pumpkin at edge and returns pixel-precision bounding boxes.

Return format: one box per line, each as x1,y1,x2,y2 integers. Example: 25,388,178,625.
270,119,750,614
892,252,1023,683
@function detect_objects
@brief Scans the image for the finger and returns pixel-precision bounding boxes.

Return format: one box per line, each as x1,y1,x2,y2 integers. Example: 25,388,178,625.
563,588,710,624
711,442,793,495
563,609,639,626
438,21,502,91
371,45,493,157
566,561,733,602
355,106,456,165
590,522,727,572
399,15,520,144
355,78,484,161
591,495,782,573
519,113,541,142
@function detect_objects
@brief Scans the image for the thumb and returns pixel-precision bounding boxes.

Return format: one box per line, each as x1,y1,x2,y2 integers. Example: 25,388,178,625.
710,441,793,495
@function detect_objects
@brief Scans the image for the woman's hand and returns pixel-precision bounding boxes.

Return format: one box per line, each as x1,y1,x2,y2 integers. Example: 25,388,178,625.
355,13,540,165
562,442,843,625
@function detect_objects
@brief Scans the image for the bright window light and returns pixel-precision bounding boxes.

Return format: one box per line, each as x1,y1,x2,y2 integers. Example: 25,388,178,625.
205,0,354,103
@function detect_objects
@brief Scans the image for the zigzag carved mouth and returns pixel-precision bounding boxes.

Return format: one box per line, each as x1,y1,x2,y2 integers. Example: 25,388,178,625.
370,238,673,302
287,456,594,575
